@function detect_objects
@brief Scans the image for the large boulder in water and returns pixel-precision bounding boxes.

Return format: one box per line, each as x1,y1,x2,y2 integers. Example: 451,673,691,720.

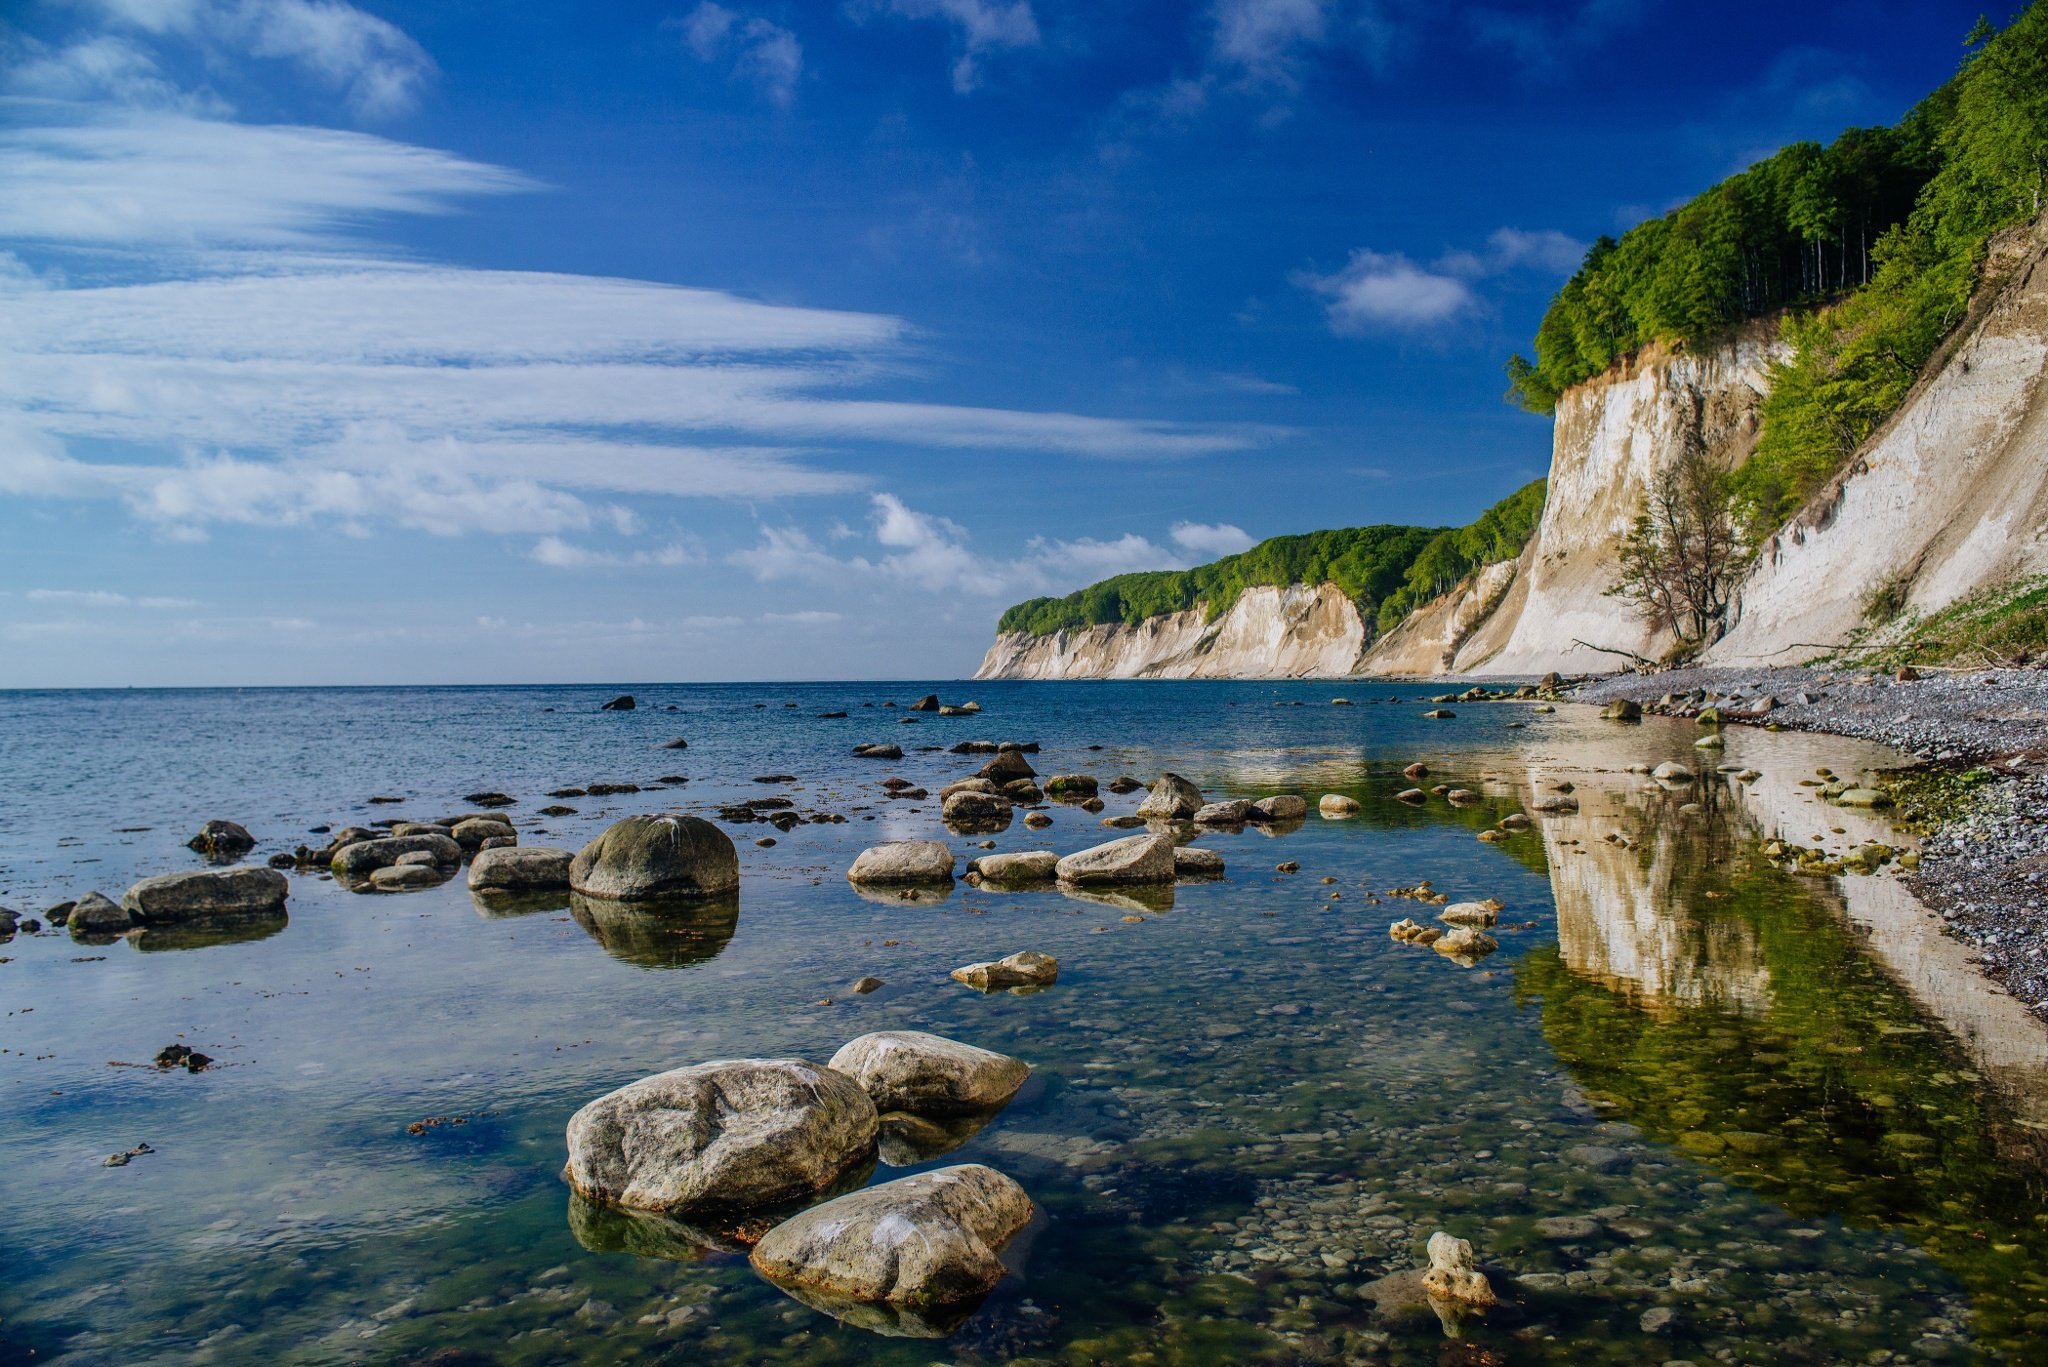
941,791,1012,826
827,1031,1029,1115
68,891,132,935
332,833,461,876
122,867,288,923
601,694,637,711
1056,833,1176,886
976,750,1036,783
750,1165,1033,1326
1135,773,1202,819
847,840,956,886
186,820,255,861
564,1058,878,1216
966,850,1059,887
569,814,738,901
468,845,572,892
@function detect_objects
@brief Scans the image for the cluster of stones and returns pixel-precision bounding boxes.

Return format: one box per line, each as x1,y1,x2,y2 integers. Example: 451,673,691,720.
563,1030,1035,1335
1389,897,1503,966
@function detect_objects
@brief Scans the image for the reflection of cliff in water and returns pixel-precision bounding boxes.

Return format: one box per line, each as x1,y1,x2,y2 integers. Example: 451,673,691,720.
1542,771,1772,1018
568,892,738,969
1510,720,2048,1358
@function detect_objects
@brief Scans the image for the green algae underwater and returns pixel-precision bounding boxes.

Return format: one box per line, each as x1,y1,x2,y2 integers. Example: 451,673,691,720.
1,680,2043,1365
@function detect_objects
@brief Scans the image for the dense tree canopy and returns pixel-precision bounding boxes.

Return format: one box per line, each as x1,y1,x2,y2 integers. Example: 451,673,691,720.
1000,480,1546,638
1513,4,2048,534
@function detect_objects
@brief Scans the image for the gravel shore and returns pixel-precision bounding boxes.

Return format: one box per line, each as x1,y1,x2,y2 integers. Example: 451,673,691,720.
1567,665,2048,1020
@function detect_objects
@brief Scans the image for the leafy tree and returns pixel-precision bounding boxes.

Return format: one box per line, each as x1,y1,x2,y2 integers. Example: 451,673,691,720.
1608,447,1748,648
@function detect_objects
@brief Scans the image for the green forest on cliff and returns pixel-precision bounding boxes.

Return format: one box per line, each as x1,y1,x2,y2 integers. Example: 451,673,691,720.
997,7,2048,642
997,480,1544,637
1510,4,2048,530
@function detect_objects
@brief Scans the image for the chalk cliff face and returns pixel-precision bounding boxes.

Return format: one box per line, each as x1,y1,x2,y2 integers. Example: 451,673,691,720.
974,582,1370,680
976,219,2048,680
1708,221,2048,664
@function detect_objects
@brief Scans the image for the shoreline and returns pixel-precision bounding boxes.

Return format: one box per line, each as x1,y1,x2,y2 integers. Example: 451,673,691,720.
1563,664,2048,1027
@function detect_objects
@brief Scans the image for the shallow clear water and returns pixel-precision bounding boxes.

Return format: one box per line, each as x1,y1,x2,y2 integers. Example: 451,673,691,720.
3,681,2045,1365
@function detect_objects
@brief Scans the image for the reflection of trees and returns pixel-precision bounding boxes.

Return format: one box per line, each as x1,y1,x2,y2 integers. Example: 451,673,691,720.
1518,856,2048,1357
568,892,738,969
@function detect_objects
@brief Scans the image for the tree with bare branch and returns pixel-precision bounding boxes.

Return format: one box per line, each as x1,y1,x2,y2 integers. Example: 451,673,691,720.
1607,444,1749,650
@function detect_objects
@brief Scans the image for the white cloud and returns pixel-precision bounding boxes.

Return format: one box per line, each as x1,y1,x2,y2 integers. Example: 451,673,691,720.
862,0,1039,94
672,3,803,107
2,34,226,112
1299,226,1585,333
1170,520,1256,557
0,107,1271,549
731,492,1190,599
0,112,536,250
75,0,437,117
760,609,843,625
530,536,702,568
1210,0,1330,85
23,588,201,608
1300,249,1475,330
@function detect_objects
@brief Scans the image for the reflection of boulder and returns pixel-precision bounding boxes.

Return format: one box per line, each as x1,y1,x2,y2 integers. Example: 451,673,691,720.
1059,884,1173,915
758,1276,979,1339
568,892,738,968
470,888,573,919
878,1110,998,1166
132,910,288,952
850,881,954,908
566,1191,746,1260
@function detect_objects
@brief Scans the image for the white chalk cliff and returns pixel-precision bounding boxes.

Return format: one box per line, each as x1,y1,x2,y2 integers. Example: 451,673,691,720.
976,215,2048,680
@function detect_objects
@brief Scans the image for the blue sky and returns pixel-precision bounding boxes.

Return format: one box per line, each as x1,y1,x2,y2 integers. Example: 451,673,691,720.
0,0,1986,686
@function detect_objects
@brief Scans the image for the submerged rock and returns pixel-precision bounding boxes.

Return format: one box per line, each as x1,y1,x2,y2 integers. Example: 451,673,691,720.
1043,774,1098,800
468,845,573,892
123,867,288,922
950,950,1059,992
564,1058,877,1216
828,1030,1029,1115
847,840,956,886
186,820,256,861
570,814,739,901
1600,699,1643,721
749,1165,1033,1332
1056,833,1176,886
1173,846,1225,879
1135,773,1203,820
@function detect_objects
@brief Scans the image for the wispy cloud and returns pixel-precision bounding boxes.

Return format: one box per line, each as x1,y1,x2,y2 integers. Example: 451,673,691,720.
57,0,438,118
731,492,1192,598
671,3,803,107
0,107,1272,546
22,588,202,608
856,0,1040,94
530,536,702,568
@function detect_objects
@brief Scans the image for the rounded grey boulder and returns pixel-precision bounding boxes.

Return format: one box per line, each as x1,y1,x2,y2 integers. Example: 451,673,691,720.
1251,794,1308,821
1135,773,1203,819
564,1058,878,1216
847,840,956,886
570,814,739,901
332,833,462,876
186,820,256,861
750,1165,1033,1321
68,891,132,935
1055,833,1176,886
827,1030,1029,1116
966,850,1059,887
122,867,288,923
451,816,516,850
468,845,573,892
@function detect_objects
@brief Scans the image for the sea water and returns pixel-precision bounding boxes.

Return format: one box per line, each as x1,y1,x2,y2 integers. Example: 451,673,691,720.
1,681,2043,1364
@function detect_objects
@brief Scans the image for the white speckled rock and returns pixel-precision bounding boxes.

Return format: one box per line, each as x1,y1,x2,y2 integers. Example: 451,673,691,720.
564,1059,877,1216
949,951,1058,991
827,1031,1028,1115
1135,773,1203,819
749,1164,1032,1311
847,840,956,885
1055,833,1175,886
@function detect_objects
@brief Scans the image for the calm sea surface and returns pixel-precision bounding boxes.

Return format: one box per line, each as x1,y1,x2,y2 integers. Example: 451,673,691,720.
2,681,2044,1365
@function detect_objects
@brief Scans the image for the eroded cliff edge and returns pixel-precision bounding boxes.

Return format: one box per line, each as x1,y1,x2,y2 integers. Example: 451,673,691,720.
976,215,2048,680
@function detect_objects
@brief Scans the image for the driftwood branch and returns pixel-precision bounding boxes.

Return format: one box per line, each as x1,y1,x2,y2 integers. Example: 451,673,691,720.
1569,639,1658,666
